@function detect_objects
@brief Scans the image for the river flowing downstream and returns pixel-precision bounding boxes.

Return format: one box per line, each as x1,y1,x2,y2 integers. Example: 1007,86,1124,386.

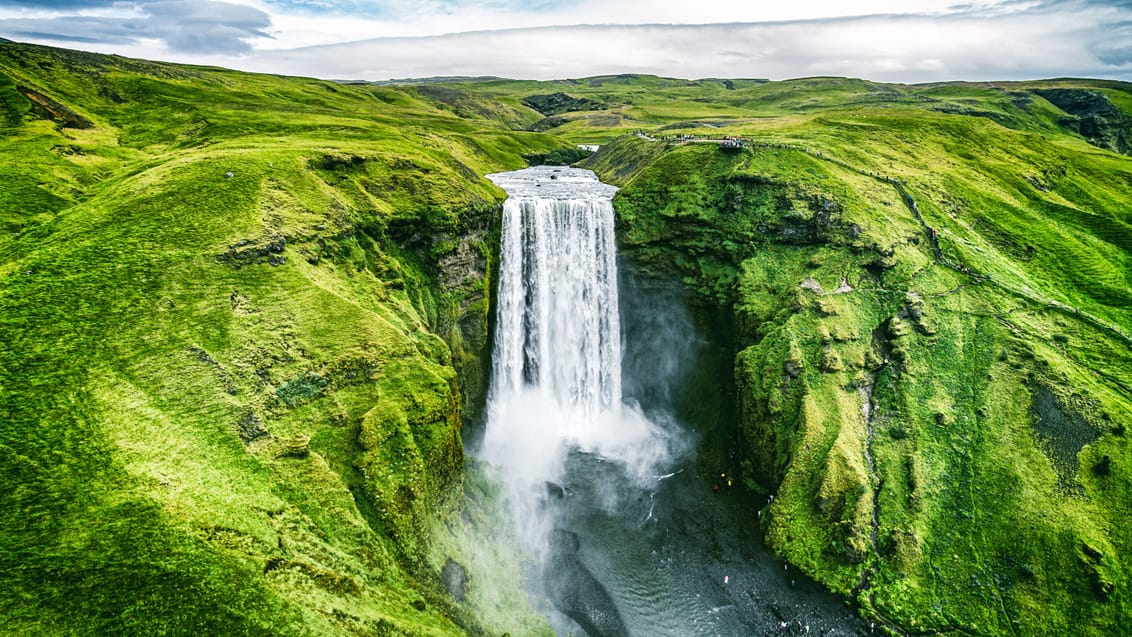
479,166,867,637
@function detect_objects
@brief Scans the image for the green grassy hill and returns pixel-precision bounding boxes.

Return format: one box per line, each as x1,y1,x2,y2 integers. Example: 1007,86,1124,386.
0,41,561,636
581,89,1132,634
2,41,1131,636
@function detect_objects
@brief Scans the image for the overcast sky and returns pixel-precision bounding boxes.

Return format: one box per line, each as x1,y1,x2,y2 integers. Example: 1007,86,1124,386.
0,0,1129,82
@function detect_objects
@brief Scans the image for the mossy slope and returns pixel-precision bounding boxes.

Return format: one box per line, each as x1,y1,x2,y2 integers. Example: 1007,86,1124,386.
0,42,559,636
592,101,1132,634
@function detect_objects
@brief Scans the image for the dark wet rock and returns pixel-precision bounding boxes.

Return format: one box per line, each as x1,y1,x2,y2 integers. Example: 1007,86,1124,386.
438,230,487,291
429,202,496,425
441,559,467,602
545,529,628,637
276,371,329,407
1033,88,1132,155
217,234,287,268
522,92,606,117
238,410,269,442
545,481,566,499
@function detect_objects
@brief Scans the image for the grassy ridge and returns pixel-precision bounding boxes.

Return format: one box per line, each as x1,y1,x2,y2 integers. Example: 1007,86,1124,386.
591,98,1132,633
0,42,562,636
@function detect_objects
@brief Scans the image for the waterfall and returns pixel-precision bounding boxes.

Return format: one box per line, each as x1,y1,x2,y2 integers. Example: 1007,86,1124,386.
481,166,672,552
476,167,863,637
489,167,622,416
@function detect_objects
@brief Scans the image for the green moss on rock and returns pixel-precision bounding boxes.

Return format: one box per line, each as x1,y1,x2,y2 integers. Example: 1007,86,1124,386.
609,121,1132,635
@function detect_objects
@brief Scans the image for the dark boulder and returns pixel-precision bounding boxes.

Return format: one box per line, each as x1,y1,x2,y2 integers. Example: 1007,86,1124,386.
544,529,628,637
238,410,269,442
441,559,467,602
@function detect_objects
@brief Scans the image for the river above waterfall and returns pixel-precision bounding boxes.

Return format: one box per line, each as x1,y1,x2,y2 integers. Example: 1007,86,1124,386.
486,165,619,200
479,166,868,637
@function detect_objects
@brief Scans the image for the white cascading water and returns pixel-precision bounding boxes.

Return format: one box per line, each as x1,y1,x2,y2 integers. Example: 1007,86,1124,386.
481,166,673,553
489,167,621,414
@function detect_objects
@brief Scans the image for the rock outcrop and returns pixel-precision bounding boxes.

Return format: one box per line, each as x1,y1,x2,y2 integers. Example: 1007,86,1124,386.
1034,88,1132,155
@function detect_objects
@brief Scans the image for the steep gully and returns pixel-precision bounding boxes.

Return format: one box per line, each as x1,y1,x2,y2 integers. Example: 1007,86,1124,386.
477,166,869,636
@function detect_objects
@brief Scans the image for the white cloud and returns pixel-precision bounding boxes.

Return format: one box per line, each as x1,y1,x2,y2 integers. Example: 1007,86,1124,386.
0,1,270,54
249,0,1007,46
0,0,1129,81
238,8,1132,82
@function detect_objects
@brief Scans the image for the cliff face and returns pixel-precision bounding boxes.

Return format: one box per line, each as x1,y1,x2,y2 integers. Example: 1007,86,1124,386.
590,116,1132,636
1033,88,1132,155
